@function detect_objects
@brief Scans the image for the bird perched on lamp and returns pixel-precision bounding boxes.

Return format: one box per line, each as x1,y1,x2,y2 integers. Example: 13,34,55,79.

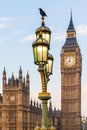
39,8,47,17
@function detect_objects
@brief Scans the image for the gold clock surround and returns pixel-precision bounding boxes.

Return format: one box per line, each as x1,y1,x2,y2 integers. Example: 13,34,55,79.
64,52,76,68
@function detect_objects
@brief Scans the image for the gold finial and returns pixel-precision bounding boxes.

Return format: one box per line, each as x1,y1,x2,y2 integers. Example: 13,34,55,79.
41,16,45,26
39,28,42,38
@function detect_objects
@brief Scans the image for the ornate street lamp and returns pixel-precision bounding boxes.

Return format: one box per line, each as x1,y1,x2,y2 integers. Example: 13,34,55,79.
32,9,55,130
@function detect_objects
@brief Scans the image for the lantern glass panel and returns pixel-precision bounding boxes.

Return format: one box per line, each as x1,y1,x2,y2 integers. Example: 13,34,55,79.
43,33,50,44
42,46,48,62
33,46,38,64
36,32,50,47
47,59,53,74
37,45,43,62
37,45,48,63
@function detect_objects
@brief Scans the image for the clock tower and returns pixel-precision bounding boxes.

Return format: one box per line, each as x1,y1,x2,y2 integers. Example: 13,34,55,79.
61,13,82,130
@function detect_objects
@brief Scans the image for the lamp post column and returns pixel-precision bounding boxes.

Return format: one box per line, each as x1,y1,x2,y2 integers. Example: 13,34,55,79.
38,67,51,128
42,100,48,128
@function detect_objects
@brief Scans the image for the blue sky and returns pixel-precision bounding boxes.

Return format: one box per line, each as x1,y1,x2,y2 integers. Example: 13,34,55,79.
0,0,87,116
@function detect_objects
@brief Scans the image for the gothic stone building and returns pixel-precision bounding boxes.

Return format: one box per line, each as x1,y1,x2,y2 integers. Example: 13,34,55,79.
60,13,82,130
0,67,30,130
0,67,61,130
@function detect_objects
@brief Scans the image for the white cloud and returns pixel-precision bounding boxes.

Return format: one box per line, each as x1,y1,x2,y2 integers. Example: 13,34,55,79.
19,34,35,43
20,32,65,43
76,25,87,35
0,17,15,29
52,25,87,41
48,25,66,41
0,36,10,43
0,17,14,22
19,25,87,43
0,23,9,29
52,32,65,41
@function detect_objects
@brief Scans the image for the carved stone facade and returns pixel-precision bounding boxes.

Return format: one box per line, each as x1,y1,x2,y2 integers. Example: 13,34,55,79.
0,67,61,130
1,67,30,130
60,14,82,130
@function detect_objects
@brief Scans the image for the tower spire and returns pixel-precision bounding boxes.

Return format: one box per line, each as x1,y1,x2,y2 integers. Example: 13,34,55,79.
3,67,7,86
19,66,22,79
26,71,29,87
67,11,75,31
63,12,78,47
19,66,22,86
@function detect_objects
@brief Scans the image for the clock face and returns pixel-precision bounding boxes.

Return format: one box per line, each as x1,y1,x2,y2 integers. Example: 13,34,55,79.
64,55,76,67
10,95,15,103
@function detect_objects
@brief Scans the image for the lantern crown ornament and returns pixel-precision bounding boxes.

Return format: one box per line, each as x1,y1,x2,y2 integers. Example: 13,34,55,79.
35,10,51,49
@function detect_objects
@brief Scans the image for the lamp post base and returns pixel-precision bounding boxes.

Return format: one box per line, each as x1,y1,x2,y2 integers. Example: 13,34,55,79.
38,92,51,100
38,92,51,129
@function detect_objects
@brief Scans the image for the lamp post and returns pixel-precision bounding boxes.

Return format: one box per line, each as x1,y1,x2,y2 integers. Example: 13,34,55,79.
32,10,54,129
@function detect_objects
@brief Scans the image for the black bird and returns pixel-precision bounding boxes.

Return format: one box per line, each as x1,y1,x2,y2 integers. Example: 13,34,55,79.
39,8,47,17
